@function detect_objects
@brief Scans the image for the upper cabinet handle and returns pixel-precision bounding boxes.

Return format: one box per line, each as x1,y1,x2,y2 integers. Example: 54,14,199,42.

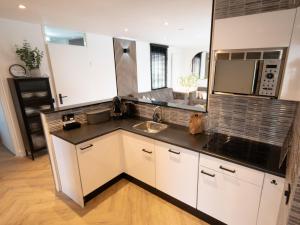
168,149,180,155
80,144,93,150
219,165,236,173
142,149,152,154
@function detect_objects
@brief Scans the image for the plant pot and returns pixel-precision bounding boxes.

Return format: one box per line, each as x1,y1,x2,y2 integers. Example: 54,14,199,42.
29,68,41,77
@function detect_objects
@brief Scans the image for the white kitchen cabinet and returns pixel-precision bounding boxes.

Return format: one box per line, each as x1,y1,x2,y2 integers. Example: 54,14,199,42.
197,155,263,225
280,7,300,101
76,131,123,196
213,9,296,50
51,135,84,207
257,174,285,225
155,141,199,207
122,132,156,187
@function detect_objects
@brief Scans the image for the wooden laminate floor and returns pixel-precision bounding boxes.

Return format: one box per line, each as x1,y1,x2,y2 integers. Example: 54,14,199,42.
0,146,209,225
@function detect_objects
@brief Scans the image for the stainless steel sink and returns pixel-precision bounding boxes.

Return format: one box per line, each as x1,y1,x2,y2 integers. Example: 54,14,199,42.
133,121,168,134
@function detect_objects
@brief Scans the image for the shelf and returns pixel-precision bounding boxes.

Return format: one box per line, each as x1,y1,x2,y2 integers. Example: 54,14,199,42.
30,129,44,135
22,97,52,107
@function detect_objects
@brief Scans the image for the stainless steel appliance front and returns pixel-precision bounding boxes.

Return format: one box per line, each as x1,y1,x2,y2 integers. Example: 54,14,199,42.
213,48,287,98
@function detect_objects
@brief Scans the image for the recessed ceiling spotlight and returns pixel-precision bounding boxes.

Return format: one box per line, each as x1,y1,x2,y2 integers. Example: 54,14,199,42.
164,22,169,26
124,28,129,32
18,4,26,9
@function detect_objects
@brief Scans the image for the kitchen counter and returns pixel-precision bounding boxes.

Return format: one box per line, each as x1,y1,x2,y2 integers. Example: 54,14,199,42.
51,117,286,177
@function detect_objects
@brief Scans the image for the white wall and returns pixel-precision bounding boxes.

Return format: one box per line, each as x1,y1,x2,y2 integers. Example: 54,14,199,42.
47,33,117,106
136,41,151,92
0,18,54,156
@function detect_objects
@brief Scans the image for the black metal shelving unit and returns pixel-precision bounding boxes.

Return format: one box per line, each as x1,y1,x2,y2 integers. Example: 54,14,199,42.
8,78,54,160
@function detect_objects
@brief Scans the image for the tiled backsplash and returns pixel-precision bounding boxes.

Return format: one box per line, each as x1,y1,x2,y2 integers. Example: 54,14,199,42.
133,103,208,128
208,94,297,146
215,0,298,19
44,94,297,148
44,102,112,132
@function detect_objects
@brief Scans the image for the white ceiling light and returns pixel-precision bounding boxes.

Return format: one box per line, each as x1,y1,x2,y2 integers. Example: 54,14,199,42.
18,4,26,9
124,28,129,32
164,22,169,26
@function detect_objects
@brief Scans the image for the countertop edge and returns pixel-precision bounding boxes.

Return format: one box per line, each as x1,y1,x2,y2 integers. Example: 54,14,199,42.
50,125,286,178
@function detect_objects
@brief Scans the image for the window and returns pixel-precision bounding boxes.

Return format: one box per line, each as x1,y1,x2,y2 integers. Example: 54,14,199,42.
150,44,168,90
44,26,86,46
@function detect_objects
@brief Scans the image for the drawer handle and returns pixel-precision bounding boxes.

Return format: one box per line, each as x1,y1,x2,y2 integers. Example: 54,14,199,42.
201,170,215,177
271,180,278,185
142,149,152,154
219,165,236,173
80,144,93,150
168,149,180,155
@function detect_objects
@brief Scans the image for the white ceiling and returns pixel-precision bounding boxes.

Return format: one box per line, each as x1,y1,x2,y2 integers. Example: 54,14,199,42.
0,0,213,49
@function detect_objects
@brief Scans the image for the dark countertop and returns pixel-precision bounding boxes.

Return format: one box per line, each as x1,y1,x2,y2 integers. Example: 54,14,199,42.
51,117,286,178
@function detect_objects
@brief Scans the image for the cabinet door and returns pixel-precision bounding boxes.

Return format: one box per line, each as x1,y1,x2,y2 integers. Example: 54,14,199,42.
257,174,285,225
197,165,261,225
280,7,300,101
122,132,155,187
213,9,296,50
76,132,123,196
155,141,199,207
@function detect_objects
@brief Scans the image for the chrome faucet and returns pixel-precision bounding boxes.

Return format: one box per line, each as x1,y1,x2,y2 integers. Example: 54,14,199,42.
152,106,163,123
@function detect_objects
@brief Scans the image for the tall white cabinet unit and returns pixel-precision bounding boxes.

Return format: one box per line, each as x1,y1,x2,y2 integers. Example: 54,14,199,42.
280,7,300,101
257,174,285,225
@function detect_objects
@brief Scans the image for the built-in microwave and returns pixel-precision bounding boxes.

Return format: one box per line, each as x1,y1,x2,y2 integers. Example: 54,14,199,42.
213,48,287,98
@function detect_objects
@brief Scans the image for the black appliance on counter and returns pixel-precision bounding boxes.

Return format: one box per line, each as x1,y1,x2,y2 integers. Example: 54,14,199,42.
8,78,54,160
124,102,136,118
111,96,124,119
111,97,136,119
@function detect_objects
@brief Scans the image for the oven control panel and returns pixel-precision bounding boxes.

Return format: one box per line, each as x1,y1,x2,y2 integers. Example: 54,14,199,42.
259,59,281,97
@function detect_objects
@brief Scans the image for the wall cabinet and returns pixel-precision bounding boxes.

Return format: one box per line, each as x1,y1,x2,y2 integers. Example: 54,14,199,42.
155,141,199,207
213,9,296,50
122,132,156,187
197,154,264,225
280,7,300,101
76,132,123,196
257,174,285,225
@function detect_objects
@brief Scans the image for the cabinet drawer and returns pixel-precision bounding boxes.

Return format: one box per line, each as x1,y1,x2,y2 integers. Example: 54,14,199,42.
200,154,264,186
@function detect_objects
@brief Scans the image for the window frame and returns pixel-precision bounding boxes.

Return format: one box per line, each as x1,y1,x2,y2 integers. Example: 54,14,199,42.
150,44,168,90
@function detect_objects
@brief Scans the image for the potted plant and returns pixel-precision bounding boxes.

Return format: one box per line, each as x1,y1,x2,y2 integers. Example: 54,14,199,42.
16,40,44,77
179,74,199,92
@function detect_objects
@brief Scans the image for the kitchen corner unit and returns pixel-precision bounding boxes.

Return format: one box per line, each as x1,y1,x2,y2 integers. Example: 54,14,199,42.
50,118,286,225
